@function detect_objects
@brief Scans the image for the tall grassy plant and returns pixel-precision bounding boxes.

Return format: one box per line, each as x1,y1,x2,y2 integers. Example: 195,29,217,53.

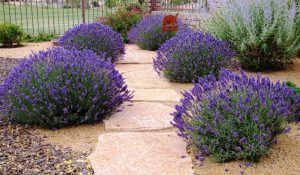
203,0,300,71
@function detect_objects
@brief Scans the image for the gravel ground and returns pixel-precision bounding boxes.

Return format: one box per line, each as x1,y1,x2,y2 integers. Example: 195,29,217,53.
0,57,94,175
0,57,20,83
0,120,94,175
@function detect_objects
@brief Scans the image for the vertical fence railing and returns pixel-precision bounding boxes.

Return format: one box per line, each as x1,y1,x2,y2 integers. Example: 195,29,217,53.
0,0,121,35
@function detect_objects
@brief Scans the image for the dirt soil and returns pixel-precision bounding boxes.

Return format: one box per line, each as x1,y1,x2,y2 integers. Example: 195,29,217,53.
245,58,300,86
0,42,53,59
33,123,105,153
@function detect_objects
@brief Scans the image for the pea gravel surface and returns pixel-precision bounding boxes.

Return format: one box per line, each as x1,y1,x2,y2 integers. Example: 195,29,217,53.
0,57,94,175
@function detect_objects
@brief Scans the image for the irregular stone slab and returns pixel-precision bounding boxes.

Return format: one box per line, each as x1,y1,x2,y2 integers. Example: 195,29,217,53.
170,82,194,94
116,64,172,88
105,102,174,131
89,132,193,175
118,45,156,64
125,44,142,51
0,42,53,59
132,88,181,102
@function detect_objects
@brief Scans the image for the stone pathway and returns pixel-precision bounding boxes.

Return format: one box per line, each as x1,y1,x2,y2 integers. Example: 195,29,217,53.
88,44,194,175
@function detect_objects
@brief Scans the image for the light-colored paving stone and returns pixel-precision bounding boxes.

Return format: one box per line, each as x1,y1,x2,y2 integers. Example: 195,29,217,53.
104,102,174,131
118,45,156,64
170,82,194,94
0,42,53,59
88,132,193,175
116,64,172,88
132,88,181,102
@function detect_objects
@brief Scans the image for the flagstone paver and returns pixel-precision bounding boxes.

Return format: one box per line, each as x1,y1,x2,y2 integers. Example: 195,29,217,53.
104,102,174,131
88,132,193,175
132,88,181,102
116,64,172,88
89,44,193,175
118,45,156,64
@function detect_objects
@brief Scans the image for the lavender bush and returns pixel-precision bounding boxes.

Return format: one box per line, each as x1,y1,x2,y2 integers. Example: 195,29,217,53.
128,15,184,51
172,69,300,162
203,0,300,71
59,23,125,62
153,30,234,83
0,47,133,128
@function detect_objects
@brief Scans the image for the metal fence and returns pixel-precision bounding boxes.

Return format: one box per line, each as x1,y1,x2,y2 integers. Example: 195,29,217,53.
0,0,121,35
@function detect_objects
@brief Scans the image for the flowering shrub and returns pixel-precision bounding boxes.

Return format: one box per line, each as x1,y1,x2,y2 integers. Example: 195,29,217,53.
286,81,300,120
203,0,300,71
0,23,24,47
172,69,300,162
153,30,234,83
0,47,133,128
128,15,184,51
97,6,143,43
59,23,125,62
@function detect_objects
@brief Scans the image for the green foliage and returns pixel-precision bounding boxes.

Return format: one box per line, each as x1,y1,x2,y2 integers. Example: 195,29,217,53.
203,0,300,71
286,81,300,121
286,81,300,93
105,0,118,8
98,6,143,43
0,23,24,47
25,33,58,43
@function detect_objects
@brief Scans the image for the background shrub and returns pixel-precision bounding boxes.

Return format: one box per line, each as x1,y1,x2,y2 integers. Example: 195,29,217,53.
203,0,300,71
172,69,300,162
105,0,118,8
59,23,125,62
25,32,58,43
0,47,133,128
153,30,234,83
97,6,143,43
128,15,185,51
0,23,24,47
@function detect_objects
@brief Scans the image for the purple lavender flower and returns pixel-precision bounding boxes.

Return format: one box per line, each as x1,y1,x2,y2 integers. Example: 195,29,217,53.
0,47,133,128
245,162,251,167
128,15,186,51
153,30,234,83
59,22,125,62
172,69,300,162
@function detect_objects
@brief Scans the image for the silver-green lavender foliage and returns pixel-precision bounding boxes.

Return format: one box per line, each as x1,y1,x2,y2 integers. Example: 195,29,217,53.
203,0,300,71
0,47,133,128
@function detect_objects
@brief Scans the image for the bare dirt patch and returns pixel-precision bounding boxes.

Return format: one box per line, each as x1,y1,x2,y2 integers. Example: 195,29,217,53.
246,58,300,86
33,123,105,153
0,42,53,59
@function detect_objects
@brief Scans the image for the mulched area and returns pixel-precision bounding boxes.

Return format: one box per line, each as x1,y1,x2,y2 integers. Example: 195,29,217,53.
0,57,94,175
0,57,20,83
0,120,94,175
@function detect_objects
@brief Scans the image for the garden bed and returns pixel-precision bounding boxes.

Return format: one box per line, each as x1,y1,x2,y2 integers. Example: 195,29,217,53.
0,57,100,174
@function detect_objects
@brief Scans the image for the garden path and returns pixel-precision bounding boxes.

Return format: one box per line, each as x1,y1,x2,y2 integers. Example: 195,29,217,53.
88,44,194,175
